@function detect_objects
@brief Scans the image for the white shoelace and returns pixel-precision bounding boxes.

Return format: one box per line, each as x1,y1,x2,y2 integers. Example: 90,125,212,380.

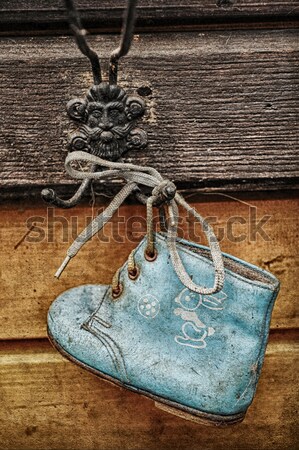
55,151,224,295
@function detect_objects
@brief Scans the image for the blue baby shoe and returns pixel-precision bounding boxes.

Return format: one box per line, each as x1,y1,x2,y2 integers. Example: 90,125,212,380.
47,152,280,426
48,232,279,426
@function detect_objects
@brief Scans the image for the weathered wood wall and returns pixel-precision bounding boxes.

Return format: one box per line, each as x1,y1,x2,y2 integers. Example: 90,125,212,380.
1,30,298,193
1,333,298,450
0,2,298,449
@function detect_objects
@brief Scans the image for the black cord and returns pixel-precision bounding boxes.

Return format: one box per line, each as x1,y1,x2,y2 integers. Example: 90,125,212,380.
64,0,102,84
109,0,138,84
64,0,138,85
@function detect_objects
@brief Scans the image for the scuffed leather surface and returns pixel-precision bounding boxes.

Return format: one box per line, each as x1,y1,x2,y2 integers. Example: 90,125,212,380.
48,233,279,416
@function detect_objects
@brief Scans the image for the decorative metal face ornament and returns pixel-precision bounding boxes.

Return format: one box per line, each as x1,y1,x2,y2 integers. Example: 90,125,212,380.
42,0,147,208
67,83,147,160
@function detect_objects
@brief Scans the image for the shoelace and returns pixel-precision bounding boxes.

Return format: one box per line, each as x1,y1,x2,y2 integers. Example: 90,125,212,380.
55,150,225,296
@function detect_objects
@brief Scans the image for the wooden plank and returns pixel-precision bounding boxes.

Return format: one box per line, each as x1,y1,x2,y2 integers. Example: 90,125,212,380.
0,333,298,450
0,30,298,195
0,1,298,34
0,192,297,340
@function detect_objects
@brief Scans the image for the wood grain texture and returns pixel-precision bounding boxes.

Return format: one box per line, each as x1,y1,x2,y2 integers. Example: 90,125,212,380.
1,0,298,34
0,193,297,340
0,333,298,450
0,30,298,195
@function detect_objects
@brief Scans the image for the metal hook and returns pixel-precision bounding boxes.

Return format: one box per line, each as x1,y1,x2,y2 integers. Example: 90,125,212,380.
41,164,98,209
64,0,138,85
109,0,138,85
64,0,102,84
42,1,140,209
41,178,91,209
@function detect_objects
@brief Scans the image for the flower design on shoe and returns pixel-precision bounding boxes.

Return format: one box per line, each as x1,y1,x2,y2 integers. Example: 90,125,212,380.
66,82,147,161
174,288,227,350
138,295,160,319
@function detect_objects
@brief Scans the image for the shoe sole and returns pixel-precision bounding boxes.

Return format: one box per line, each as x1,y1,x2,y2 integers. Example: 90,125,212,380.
48,327,246,427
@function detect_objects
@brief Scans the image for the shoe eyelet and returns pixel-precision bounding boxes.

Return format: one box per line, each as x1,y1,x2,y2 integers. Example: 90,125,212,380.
128,266,140,280
144,248,158,262
111,283,123,299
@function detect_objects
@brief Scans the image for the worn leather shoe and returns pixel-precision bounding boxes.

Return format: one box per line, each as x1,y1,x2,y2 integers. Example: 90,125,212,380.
48,232,279,426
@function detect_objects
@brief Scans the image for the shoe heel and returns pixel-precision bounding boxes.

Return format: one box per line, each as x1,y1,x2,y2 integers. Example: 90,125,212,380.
154,402,245,427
